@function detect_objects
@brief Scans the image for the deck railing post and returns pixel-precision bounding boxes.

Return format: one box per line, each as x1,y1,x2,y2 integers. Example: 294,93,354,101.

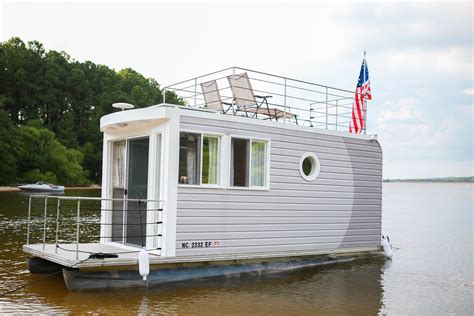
55,199,61,254
26,195,32,245
231,67,236,108
325,87,329,129
335,99,339,131
159,200,164,253
163,88,166,104
42,197,48,250
76,199,81,260
194,78,197,107
283,78,287,123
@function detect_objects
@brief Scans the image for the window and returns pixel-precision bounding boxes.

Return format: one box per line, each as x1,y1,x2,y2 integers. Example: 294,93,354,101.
231,138,249,186
299,152,320,181
202,135,219,184
251,141,266,186
231,138,268,188
179,133,200,184
179,132,220,185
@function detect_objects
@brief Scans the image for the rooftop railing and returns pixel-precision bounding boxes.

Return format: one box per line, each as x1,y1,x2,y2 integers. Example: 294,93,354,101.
163,66,366,134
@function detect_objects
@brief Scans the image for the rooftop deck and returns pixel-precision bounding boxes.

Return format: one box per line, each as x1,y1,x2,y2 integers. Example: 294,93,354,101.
163,66,365,134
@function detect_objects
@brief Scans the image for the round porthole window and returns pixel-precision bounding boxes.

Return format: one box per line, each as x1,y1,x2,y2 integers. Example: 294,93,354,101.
299,153,320,181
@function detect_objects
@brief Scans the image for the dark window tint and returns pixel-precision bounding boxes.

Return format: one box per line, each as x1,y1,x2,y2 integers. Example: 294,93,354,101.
231,138,249,187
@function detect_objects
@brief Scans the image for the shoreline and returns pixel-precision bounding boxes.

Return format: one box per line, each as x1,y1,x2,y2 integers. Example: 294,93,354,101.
0,185,101,192
383,181,472,183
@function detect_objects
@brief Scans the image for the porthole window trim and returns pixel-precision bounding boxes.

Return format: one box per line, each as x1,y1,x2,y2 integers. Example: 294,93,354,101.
299,152,321,182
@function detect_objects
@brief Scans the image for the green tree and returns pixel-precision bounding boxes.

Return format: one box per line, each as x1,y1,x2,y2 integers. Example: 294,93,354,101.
0,110,20,185
0,37,184,185
15,123,89,185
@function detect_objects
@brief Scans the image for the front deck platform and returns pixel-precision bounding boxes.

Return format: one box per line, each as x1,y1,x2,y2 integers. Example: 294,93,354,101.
23,243,154,269
24,243,383,270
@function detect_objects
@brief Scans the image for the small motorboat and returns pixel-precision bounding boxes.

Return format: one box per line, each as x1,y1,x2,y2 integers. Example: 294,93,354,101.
18,182,65,192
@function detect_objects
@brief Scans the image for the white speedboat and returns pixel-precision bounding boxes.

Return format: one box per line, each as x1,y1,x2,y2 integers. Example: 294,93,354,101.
18,182,65,192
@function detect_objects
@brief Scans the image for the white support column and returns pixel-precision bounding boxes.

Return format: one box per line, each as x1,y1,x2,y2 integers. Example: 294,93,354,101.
160,106,180,257
100,134,112,243
146,131,163,250
146,133,156,250
220,135,230,188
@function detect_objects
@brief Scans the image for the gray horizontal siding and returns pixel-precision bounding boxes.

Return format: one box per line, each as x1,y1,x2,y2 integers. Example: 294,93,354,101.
177,222,380,232
178,188,381,199
179,235,378,247
176,115,382,256
177,228,381,240
177,216,381,225
178,194,381,202
177,203,381,211
175,242,380,256
269,182,381,192
177,210,380,217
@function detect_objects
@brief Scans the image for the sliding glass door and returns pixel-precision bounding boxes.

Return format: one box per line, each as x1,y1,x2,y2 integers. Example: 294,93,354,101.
110,137,149,247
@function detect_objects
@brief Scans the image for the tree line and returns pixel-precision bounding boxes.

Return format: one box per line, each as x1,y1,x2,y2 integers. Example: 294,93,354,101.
0,37,183,186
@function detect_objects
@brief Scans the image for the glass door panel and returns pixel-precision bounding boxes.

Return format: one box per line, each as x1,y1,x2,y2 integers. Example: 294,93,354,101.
111,140,126,242
125,137,149,247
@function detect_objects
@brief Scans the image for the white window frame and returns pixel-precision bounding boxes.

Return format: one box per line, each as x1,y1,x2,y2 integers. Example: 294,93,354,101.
228,135,271,191
177,130,223,188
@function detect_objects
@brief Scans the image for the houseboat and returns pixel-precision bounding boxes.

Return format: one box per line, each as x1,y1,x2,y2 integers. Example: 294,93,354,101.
23,67,384,290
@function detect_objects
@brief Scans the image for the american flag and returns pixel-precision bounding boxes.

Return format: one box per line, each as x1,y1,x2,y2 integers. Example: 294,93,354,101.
349,56,372,134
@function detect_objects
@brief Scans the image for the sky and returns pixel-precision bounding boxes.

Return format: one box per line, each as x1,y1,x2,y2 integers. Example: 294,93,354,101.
1,1,472,179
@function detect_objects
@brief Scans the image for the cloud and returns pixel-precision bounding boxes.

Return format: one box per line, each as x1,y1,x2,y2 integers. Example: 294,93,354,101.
376,98,423,123
381,48,472,78
463,88,474,96
374,96,472,164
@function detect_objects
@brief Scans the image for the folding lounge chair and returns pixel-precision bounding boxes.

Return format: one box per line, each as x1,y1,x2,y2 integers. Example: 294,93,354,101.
227,72,298,124
200,80,233,113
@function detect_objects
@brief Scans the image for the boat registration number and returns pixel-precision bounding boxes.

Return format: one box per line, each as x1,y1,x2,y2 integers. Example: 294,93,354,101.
181,241,220,248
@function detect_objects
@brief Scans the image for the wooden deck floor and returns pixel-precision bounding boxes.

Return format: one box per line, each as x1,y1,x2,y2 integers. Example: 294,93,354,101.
23,243,155,268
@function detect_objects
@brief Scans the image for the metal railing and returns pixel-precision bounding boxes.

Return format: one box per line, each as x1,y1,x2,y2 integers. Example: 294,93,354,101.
26,195,164,259
163,66,366,134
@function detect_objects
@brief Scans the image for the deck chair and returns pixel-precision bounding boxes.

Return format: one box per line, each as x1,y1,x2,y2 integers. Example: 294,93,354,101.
200,80,233,113
227,72,298,124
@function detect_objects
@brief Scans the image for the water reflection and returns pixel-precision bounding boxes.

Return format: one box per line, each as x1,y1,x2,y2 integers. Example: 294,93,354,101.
16,259,385,314
16,191,65,197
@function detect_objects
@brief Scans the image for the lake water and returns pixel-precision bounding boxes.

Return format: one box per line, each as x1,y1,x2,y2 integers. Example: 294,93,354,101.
0,183,472,314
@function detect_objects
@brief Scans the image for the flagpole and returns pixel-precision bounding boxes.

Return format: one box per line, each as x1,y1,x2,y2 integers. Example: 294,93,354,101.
362,51,367,135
